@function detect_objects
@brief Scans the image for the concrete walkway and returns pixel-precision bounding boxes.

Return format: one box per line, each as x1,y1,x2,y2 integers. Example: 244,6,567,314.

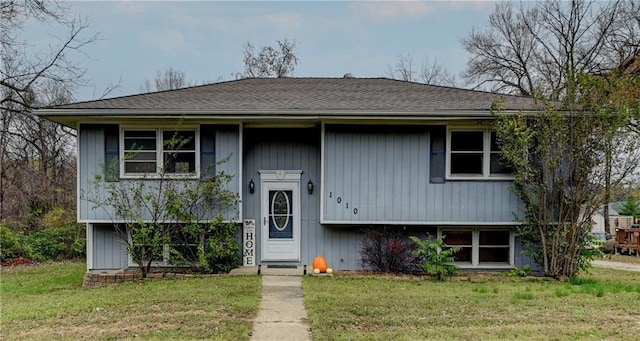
250,275,312,341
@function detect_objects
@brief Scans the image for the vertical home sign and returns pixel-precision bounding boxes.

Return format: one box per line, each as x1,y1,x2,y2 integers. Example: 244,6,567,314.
243,219,256,266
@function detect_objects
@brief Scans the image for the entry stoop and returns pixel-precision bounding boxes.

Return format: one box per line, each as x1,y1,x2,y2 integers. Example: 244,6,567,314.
261,265,306,276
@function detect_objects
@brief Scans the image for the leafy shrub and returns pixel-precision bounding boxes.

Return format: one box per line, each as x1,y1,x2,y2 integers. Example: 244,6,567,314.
577,234,605,273
28,209,84,261
507,264,533,277
410,235,461,281
360,227,419,273
28,224,86,261
198,217,242,274
0,221,33,262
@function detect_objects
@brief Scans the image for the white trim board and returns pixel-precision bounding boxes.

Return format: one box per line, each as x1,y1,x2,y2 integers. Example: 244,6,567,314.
259,170,303,262
78,219,243,224
238,124,244,222
320,220,522,226
258,170,303,181
320,122,326,223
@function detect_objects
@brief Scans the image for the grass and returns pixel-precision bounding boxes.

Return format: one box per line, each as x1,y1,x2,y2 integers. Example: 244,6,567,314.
1,262,261,340
4,262,640,340
304,268,640,340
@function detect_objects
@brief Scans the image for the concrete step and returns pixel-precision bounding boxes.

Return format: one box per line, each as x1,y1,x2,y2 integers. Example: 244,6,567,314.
229,265,307,276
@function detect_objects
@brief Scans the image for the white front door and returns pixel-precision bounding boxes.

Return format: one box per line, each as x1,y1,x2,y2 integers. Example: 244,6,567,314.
260,170,301,261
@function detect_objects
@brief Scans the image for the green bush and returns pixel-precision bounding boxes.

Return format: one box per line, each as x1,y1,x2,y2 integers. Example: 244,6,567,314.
28,225,85,261
411,235,461,281
0,221,33,262
25,207,86,262
507,264,533,277
198,217,242,274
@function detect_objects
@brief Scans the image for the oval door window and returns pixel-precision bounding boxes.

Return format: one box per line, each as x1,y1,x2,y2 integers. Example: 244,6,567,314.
271,191,290,231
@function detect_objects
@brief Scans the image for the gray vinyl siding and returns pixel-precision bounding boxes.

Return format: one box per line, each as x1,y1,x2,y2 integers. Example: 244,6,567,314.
243,128,323,267
83,124,534,271
91,224,128,270
323,125,521,223
513,238,536,270
310,226,363,270
78,124,240,222
214,125,241,220
79,124,106,221
310,226,534,271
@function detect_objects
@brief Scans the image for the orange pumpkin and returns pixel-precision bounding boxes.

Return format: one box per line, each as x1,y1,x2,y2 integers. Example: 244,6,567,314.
313,255,328,273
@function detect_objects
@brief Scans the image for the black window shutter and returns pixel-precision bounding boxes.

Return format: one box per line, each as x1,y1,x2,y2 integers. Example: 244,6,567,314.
104,124,120,181
430,126,446,183
200,125,216,176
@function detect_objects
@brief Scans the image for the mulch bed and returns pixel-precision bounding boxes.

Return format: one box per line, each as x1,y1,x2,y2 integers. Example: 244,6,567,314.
1,257,39,267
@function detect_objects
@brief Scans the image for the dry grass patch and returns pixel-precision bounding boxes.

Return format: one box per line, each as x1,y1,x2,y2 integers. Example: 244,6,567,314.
1,262,261,340
304,268,640,340
601,254,640,265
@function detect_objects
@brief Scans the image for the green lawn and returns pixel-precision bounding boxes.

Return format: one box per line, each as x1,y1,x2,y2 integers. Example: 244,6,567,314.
1,262,261,340
304,268,640,341
4,262,640,340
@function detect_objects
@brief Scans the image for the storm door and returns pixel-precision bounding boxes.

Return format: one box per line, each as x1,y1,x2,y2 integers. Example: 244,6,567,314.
260,171,301,261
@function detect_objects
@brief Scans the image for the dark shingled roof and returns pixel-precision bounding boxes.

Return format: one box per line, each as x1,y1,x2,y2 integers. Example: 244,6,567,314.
49,77,540,112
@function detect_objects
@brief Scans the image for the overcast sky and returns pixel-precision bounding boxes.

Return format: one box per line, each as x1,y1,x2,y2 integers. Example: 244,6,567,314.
24,1,498,101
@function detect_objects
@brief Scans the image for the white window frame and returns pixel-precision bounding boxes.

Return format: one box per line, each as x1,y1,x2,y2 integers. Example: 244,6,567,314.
446,128,513,180
438,227,514,269
120,127,200,179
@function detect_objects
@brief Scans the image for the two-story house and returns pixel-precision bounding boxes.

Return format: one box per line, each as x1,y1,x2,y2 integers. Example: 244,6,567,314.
35,77,540,272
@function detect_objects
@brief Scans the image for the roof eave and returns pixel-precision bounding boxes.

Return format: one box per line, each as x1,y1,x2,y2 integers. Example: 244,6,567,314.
34,108,530,117
33,108,535,128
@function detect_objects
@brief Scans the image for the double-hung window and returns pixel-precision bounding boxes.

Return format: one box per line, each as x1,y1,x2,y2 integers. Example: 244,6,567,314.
124,130,157,174
447,129,512,179
122,129,198,177
162,130,196,174
440,228,513,268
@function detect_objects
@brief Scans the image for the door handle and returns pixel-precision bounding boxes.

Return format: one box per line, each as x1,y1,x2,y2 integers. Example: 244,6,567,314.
264,217,267,225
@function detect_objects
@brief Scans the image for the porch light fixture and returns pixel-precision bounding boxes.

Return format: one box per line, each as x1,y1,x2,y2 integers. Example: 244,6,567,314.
249,179,255,194
307,179,314,194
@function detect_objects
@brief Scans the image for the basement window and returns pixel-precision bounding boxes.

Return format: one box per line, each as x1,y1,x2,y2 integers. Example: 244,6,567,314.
440,228,513,268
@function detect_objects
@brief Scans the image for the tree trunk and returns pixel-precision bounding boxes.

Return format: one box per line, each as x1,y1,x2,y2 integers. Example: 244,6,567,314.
604,150,612,235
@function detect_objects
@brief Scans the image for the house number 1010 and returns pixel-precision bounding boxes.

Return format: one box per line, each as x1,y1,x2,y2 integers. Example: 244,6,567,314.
333,195,357,215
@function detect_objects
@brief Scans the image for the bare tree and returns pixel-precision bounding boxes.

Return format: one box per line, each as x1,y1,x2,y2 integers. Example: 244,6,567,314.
462,1,640,242
140,67,189,92
387,53,416,82
1,1,97,113
387,53,458,86
1,78,76,230
461,0,639,102
1,1,95,228
419,58,458,87
494,70,640,279
239,38,299,78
